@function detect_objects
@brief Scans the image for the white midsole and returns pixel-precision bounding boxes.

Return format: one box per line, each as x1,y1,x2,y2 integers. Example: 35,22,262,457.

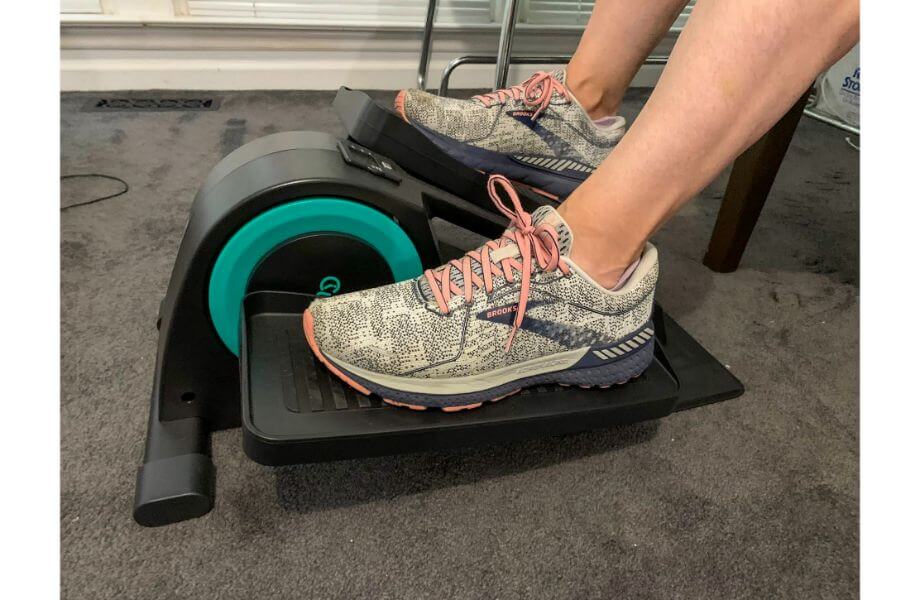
326,347,590,395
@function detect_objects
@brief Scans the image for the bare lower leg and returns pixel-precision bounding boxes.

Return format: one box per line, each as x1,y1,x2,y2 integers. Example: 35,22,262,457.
566,0,688,119
558,0,859,287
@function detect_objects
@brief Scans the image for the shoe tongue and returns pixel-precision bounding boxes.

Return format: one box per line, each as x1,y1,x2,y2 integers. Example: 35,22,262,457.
531,205,573,256
416,204,573,303
545,70,568,102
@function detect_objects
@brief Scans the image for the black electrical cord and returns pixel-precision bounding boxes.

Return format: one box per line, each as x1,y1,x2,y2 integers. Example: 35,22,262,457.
60,174,129,211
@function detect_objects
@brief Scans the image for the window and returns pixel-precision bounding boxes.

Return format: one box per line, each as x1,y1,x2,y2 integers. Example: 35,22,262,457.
182,1,693,29
61,0,103,13
61,1,694,30
524,1,594,26
185,1,495,25
526,1,694,28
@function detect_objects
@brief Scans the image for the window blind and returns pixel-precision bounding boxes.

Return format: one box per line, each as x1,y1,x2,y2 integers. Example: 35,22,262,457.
186,1,495,25
184,0,693,28
61,0,103,13
525,0,693,27
524,1,593,26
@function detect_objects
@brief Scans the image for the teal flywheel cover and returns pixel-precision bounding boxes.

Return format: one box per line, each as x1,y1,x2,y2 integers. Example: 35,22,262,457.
208,198,423,355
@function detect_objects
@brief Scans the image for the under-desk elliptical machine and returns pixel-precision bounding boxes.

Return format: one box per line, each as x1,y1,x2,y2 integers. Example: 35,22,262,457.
132,89,743,527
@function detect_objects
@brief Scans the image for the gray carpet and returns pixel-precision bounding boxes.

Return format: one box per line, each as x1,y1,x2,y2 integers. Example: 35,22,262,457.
61,89,858,599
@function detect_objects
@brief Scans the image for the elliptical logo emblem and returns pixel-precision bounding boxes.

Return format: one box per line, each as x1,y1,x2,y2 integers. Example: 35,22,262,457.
316,276,342,297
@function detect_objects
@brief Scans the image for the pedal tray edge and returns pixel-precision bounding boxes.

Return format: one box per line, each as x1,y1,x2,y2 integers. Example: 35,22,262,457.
240,291,743,466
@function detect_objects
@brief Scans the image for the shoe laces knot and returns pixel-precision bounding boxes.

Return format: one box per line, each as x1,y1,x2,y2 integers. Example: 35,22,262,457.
423,175,570,352
473,71,570,121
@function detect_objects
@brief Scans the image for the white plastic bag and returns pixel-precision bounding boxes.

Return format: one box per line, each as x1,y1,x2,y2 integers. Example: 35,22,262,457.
813,44,860,128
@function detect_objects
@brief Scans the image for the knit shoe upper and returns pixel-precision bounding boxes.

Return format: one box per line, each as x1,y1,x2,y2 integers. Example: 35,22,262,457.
306,176,657,391
398,70,626,171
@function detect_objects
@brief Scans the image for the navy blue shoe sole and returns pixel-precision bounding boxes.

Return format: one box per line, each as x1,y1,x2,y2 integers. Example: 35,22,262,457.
409,120,591,200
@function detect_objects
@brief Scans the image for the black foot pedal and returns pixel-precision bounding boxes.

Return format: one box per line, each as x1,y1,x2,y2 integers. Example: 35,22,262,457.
334,87,549,213
240,291,743,466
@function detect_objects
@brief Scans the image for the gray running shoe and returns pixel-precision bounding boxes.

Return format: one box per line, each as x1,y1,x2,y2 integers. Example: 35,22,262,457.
395,70,625,199
304,175,657,412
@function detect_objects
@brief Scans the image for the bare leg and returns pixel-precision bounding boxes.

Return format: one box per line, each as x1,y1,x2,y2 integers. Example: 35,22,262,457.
558,0,859,287
567,0,689,119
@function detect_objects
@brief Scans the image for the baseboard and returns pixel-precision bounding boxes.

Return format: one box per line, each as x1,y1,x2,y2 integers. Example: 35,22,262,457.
61,24,673,92
60,54,666,92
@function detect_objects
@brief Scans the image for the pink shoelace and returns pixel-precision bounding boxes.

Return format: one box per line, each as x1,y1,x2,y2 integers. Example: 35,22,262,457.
424,175,571,352
472,71,570,121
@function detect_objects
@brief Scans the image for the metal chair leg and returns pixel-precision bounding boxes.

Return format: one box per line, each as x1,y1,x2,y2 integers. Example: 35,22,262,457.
439,55,668,97
417,0,438,89
494,0,521,90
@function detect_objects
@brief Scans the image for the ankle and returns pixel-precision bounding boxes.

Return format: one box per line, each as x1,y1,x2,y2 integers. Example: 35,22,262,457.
565,67,621,120
558,203,644,289
571,245,643,290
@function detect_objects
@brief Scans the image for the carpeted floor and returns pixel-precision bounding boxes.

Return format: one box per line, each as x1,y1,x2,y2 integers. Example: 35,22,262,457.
61,89,858,599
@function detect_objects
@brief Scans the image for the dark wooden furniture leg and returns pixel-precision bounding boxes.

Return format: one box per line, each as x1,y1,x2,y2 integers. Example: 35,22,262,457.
703,92,809,273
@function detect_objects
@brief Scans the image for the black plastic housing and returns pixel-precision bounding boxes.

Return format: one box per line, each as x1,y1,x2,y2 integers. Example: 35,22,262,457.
134,131,505,526
133,90,744,527
241,292,741,466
